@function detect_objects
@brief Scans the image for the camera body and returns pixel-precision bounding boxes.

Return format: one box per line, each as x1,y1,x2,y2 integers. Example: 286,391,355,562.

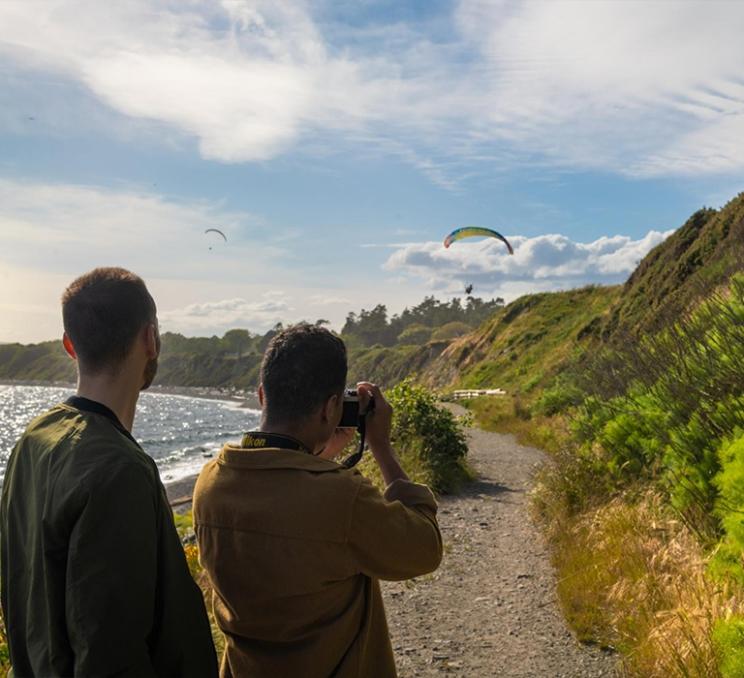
339,389,374,429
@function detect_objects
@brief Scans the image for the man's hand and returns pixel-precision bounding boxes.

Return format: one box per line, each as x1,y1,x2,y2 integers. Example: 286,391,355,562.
356,382,392,456
356,382,408,485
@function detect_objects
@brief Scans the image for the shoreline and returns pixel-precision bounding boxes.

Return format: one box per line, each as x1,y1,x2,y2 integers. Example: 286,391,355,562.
2,382,259,502
165,473,200,511
0,379,260,410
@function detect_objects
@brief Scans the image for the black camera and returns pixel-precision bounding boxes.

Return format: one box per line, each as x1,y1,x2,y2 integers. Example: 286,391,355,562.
339,389,375,429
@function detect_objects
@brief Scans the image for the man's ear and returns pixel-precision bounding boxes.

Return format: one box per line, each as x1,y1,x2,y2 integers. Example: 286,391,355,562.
321,393,340,424
62,333,77,361
144,323,159,359
258,384,265,407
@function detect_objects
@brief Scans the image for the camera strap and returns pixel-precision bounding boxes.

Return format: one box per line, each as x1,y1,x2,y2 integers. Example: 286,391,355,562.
341,407,370,469
240,431,311,454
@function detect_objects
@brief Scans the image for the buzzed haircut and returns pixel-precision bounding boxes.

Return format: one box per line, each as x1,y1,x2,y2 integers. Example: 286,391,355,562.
261,324,347,423
62,267,156,373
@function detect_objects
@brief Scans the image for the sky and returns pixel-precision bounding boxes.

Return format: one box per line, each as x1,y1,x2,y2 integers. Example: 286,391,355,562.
1,0,743,343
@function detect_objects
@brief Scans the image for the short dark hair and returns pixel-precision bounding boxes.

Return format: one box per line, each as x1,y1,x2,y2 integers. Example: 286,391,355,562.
260,324,347,423
62,267,156,373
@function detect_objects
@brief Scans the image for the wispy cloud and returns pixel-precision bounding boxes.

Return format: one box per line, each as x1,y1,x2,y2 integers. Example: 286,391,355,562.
308,294,351,306
0,178,425,341
384,230,674,295
1,1,743,182
0,178,279,280
159,295,291,334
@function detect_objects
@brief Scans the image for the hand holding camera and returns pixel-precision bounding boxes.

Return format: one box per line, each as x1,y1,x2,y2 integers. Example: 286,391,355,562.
355,382,393,458
338,382,399,475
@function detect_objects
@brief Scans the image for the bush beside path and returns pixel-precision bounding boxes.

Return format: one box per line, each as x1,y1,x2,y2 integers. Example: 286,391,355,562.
382,406,617,677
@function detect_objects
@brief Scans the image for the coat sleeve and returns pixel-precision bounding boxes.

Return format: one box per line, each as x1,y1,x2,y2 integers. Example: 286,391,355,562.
65,461,159,678
347,476,443,581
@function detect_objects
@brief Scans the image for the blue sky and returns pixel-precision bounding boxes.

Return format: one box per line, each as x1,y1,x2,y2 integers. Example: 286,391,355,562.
1,0,743,342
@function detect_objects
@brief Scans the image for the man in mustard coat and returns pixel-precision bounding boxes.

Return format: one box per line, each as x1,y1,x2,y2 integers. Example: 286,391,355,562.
194,324,443,677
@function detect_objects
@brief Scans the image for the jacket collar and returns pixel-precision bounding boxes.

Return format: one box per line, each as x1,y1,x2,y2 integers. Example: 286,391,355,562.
64,395,139,447
218,444,345,472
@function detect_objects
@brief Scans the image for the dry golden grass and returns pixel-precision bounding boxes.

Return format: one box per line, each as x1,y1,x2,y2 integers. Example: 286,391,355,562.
540,491,744,677
464,395,571,455
184,543,226,658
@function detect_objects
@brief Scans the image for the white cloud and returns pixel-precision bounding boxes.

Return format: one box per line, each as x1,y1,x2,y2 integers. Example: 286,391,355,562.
308,294,351,306
453,0,744,177
384,230,674,295
159,295,292,334
1,1,743,179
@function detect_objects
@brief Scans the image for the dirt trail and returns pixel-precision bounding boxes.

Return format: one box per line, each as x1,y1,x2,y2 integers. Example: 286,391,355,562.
382,409,617,677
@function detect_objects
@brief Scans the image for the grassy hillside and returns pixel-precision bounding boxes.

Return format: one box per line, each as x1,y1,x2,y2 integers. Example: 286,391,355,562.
0,341,75,383
417,191,744,403
602,193,744,338
0,297,498,389
442,193,744,677
420,285,621,396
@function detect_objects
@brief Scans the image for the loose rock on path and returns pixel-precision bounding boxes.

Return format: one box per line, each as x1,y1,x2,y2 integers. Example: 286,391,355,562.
382,409,617,677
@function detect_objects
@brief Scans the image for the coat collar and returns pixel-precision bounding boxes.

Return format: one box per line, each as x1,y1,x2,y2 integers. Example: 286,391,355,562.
64,396,139,447
218,444,345,472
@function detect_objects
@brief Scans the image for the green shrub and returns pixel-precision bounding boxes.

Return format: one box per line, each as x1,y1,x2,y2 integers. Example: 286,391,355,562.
534,378,585,415
711,431,744,584
173,510,194,540
713,616,744,678
396,324,432,345
571,274,744,528
361,379,471,494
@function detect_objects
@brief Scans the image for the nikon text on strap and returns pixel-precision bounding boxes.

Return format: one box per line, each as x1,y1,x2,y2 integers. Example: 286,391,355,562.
240,432,310,454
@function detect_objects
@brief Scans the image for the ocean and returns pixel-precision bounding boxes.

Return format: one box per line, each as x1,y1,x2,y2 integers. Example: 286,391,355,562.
0,384,260,485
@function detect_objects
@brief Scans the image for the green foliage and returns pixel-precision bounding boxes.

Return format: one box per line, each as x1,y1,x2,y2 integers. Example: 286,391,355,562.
172,510,194,540
342,295,503,348
0,341,75,383
602,193,744,338
534,378,585,416
572,275,744,532
347,341,450,388
423,284,621,395
360,380,471,494
222,329,252,359
397,323,432,345
710,431,744,584
713,616,744,678
431,321,472,342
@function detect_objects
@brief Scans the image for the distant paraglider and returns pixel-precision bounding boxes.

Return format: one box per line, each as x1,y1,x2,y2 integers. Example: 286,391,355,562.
205,228,227,241
205,228,227,251
443,227,514,255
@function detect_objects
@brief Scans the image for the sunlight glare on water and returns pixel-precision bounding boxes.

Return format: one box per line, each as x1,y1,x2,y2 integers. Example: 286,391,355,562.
0,385,259,485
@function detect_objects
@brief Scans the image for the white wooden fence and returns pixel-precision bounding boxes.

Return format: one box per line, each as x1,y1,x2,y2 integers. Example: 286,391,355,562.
451,388,506,400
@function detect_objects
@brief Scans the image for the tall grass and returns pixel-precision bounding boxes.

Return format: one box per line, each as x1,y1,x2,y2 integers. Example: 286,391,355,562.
534,488,744,677
528,274,744,676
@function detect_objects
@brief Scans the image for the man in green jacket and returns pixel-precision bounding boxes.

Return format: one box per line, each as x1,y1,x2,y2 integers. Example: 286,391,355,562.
194,324,443,677
0,267,218,677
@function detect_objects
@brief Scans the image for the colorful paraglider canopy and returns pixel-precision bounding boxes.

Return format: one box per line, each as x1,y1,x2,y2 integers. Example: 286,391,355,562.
205,228,227,242
443,227,514,255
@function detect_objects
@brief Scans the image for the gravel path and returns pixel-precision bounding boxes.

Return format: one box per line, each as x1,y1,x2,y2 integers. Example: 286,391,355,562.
382,412,618,677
